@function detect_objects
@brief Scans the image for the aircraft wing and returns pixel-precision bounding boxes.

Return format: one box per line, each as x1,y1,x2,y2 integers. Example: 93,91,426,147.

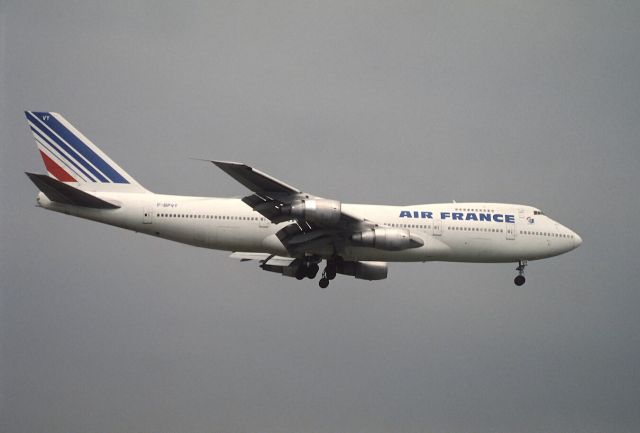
209,160,380,253
212,161,302,196
212,160,307,224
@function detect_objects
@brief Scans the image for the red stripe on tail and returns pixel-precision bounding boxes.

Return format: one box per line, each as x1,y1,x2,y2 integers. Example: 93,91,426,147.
39,150,76,182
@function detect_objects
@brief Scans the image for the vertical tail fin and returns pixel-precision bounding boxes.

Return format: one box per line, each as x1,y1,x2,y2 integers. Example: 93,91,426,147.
25,111,149,193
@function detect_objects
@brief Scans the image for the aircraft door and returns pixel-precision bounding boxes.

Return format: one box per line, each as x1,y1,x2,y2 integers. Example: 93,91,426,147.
259,217,269,228
433,219,442,236
143,206,153,224
505,221,516,240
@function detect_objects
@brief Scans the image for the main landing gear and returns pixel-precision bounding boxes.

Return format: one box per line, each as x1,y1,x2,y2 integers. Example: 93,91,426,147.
514,260,527,286
293,257,338,288
295,261,319,280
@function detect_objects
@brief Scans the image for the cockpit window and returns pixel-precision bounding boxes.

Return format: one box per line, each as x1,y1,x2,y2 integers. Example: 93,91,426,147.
534,210,545,215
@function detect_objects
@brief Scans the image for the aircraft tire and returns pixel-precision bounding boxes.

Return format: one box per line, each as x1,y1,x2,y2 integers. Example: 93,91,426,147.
326,267,337,280
295,266,306,280
319,278,330,289
514,275,526,286
307,263,319,279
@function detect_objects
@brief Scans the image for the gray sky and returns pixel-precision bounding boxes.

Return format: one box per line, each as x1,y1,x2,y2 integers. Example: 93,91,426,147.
2,1,640,432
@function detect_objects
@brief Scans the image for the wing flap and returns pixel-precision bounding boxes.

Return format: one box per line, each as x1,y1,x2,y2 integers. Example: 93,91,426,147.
241,194,291,223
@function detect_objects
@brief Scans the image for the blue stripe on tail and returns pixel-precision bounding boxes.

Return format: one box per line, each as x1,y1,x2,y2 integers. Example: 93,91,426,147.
27,113,105,182
30,126,94,181
29,112,129,184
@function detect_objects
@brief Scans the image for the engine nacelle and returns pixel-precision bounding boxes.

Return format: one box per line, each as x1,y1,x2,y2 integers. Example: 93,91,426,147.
337,261,388,280
287,199,341,225
350,228,424,251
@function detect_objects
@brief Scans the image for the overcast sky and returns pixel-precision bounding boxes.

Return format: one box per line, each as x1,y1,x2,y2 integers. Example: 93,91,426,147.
2,1,640,432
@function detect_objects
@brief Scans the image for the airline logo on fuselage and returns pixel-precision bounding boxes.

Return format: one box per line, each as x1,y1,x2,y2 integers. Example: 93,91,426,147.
400,210,515,223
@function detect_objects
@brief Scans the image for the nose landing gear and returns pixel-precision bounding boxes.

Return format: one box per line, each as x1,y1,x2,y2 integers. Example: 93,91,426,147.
318,262,337,289
514,260,527,286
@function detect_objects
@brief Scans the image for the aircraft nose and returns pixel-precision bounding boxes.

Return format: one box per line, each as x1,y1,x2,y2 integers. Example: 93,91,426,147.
573,232,583,248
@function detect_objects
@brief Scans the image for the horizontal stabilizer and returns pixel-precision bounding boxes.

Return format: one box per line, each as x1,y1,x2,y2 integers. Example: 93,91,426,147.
229,252,295,267
25,172,120,209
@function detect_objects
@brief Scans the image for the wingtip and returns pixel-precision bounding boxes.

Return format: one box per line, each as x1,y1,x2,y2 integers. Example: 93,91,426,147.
187,158,246,168
188,158,246,167
211,160,246,166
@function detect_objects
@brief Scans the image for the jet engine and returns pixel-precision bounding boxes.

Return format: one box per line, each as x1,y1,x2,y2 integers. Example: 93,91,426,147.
284,199,341,225
350,228,424,251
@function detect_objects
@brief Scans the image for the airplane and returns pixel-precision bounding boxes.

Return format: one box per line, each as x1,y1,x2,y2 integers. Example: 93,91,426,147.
24,111,582,288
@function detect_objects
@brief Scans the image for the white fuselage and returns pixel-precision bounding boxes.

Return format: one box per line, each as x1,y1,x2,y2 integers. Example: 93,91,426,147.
36,191,581,264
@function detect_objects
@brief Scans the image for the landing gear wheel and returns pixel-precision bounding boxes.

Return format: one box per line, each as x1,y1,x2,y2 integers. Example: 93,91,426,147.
319,278,330,289
514,260,527,286
325,266,337,280
295,266,306,280
306,263,319,279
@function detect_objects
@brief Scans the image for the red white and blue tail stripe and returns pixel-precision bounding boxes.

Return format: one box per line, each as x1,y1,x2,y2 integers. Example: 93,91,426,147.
25,111,148,192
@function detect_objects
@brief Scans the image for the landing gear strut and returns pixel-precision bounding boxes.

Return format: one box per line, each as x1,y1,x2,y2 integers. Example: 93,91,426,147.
318,262,337,289
514,260,527,286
